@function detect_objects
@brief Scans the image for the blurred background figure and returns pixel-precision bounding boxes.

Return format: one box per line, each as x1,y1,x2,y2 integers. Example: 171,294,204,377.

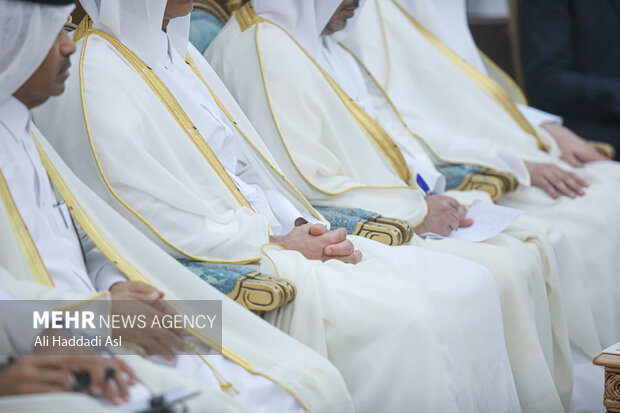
518,0,620,158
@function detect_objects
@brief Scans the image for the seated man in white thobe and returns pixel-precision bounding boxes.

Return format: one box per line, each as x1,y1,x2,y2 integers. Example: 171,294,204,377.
35,0,523,412
0,1,355,412
341,1,620,411
206,1,595,411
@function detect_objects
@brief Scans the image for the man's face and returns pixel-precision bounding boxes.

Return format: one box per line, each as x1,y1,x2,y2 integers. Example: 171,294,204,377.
164,0,194,21
13,28,76,109
322,0,360,36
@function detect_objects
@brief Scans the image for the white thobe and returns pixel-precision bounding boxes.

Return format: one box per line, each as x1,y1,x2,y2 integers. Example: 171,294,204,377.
155,31,317,236
321,36,446,193
0,97,126,294
0,97,304,413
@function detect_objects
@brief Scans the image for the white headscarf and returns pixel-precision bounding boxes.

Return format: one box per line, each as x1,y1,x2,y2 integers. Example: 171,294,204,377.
0,0,74,103
79,0,191,67
395,0,486,71
252,0,341,59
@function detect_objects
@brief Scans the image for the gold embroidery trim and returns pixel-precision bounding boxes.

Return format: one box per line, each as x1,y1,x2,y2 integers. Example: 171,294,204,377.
322,66,411,183
73,15,93,42
0,169,54,286
243,3,410,183
391,0,545,151
234,2,265,31
183,54,324,222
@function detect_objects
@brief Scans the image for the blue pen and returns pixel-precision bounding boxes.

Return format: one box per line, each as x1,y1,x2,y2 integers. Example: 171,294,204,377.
416,173,431,195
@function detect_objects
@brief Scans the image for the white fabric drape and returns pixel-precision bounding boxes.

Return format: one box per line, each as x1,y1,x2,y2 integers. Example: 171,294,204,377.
0,1,74,102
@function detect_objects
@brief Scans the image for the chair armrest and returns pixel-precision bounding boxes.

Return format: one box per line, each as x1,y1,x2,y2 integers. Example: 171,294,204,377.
179,261,295,313
438,164,519,202
314,206,412,245
590,141,616,159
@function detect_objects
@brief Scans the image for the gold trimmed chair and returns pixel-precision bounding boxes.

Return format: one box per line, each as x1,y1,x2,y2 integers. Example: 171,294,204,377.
179,261,296,314
190,0,246,53
437,164,519,202
315,207,414,246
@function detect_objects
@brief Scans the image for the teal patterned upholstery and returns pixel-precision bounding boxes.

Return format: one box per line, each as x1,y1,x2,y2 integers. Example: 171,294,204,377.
189,9,226,54
315,206,379,221
314,206,412,246
314,206,377,234
436,164,481,190
179,260,250,295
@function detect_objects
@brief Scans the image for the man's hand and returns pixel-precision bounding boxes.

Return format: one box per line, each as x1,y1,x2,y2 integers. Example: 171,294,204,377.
271,223,362,264
542,123,608,167
109,281,163,302
415,195,473,237
109,281,180,330
0,355,134,405
525,161,588,199
110,282,186,360
0,356,74,397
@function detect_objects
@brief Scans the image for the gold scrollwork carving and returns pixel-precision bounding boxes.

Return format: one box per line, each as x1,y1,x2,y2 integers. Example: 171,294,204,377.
604,369,620,412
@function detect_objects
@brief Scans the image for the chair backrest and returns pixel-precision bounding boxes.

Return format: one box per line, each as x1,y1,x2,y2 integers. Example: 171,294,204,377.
190,0,246,54
507,0,525,89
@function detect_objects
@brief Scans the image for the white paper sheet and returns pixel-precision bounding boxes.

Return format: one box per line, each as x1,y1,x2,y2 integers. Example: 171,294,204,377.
421,200,523,242
602,342,620,356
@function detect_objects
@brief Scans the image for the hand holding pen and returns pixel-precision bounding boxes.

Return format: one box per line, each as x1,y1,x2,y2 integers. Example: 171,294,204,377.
0,355,134,405
415,173,473,236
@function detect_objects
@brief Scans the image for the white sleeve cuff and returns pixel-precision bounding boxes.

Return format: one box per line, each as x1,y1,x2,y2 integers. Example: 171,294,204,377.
401,151,446,194
265,189,319,236
517,103,564,126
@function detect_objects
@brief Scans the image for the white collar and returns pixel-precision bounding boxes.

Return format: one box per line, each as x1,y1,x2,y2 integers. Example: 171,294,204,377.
0,97,31,143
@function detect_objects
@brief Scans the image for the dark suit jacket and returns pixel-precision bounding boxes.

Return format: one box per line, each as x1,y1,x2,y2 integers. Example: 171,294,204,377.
519,0,620,151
